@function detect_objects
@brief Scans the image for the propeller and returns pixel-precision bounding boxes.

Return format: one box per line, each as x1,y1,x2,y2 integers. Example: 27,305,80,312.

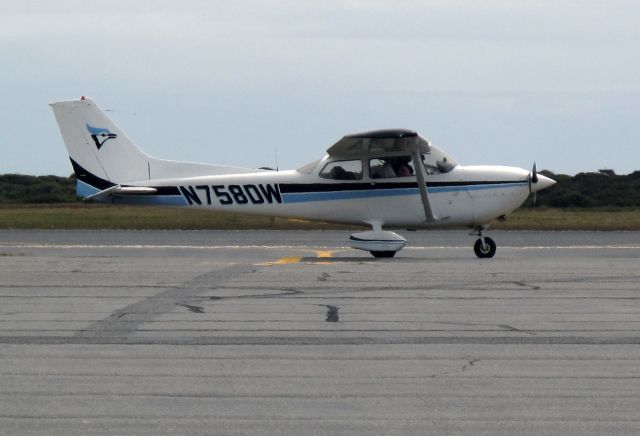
528,162,538,205
531,162,538,183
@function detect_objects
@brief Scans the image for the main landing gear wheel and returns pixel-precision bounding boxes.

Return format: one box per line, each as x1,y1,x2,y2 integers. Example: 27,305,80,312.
370,250,396,258
474,237,496,258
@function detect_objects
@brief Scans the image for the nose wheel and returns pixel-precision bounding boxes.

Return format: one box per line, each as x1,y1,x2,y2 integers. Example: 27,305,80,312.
474,237,496,258
470,227,497,258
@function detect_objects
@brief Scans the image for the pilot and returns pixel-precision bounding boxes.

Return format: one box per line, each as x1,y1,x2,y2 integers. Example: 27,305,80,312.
393,157,413,177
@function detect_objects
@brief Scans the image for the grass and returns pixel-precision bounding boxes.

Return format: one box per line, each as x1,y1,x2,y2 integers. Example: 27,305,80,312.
493,208,640,231
0,204,359,230
0,204,638,231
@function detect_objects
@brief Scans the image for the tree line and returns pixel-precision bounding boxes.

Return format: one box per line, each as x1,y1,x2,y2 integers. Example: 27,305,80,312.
0,174,77,204
1,170,639,208
532,169,640,208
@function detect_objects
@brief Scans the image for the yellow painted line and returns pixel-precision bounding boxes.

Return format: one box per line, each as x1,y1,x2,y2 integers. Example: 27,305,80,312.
315,250,335,258
313,250,337,264
255,256,303,266
256,249,344,266
274,256,303,264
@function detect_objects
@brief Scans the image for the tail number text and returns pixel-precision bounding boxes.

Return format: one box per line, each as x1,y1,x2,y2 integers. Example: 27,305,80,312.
180,184,282,206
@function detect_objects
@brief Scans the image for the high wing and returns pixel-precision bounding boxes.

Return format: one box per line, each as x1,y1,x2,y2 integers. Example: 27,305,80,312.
326,129,431,157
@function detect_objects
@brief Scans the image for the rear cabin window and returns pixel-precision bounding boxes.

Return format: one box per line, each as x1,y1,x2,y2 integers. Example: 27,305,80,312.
319,160,363,180
369,156,414,179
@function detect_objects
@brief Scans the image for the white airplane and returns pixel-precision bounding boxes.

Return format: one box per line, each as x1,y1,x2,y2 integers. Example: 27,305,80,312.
51,97,555,258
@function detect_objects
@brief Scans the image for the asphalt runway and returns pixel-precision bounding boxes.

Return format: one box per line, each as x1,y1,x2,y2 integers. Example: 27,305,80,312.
1,229,640,435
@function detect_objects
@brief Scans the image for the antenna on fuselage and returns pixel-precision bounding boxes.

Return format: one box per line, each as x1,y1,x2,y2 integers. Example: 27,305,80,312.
275,144,279,172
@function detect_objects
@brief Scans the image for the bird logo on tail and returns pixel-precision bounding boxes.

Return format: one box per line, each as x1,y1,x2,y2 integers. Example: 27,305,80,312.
86,124,117,150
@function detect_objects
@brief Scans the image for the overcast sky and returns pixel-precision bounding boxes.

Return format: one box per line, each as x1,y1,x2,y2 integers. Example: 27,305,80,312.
1,0,639,176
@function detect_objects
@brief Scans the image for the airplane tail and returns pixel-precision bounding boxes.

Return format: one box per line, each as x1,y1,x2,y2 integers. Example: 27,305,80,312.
50,97,255,198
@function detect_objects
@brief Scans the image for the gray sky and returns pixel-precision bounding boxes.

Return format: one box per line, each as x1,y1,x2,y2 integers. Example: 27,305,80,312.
2,0,639,176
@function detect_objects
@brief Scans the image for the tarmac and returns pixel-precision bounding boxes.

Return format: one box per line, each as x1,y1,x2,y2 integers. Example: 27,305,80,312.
1,229,640,435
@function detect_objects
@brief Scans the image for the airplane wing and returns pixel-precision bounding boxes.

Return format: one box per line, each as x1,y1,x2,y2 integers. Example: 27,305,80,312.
327,129,431,157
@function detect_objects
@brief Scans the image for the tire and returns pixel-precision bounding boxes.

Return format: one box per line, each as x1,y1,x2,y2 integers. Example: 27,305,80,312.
474,237,496,258
370,250,396,258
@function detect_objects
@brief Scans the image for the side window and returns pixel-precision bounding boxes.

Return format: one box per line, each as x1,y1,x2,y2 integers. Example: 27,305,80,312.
369,156,414,179
319,160,363,180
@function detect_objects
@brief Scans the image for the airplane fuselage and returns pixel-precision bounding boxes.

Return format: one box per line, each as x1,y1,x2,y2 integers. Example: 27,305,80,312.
81,161,543,229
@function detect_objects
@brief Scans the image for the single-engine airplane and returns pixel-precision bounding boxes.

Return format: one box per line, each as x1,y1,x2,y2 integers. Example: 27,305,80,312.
51,97,555,258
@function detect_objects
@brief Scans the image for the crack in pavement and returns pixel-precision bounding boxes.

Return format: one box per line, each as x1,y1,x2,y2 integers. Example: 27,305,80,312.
511,281,541,291
74,264,254,341
498,324,537,336
178,304,205,314
317,272,330,282
208,288,301,301
461,359,479,372
325,305,340,322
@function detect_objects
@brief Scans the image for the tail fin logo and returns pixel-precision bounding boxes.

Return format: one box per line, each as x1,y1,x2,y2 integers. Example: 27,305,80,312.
86,124,117,150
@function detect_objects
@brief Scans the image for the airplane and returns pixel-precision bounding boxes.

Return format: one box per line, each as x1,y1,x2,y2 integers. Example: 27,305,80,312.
50,97,555,259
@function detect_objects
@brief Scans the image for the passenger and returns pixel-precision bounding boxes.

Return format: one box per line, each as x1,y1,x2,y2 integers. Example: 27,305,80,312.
371,161,396,178
330,166,356,180
381,162,396,178
388,157,413,177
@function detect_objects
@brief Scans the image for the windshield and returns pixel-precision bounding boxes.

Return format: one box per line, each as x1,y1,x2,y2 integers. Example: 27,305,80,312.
423,146,458,174
295,159,321,174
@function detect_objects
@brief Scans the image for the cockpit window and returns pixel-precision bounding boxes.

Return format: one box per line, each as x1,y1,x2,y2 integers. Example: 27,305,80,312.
367,149,457,178
369,156,414,179
319,160,363,180
423,146,457,174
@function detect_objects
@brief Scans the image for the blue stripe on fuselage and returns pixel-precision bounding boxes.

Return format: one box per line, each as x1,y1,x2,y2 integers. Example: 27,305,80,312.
282,182,526,203
283,187,416,203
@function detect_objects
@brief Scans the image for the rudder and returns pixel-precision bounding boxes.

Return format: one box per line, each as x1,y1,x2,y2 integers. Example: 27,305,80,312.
50,97,151,187
51,96,258,199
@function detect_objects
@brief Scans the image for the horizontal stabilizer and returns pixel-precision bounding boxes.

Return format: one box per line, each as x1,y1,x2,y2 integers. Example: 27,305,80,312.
84,185,157,202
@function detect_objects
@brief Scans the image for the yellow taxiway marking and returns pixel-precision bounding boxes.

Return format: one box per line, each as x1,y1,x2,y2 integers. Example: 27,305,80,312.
256,249,347,266
255,256,303,266
316,250,335,265
315,250,335,258
273,256,303,264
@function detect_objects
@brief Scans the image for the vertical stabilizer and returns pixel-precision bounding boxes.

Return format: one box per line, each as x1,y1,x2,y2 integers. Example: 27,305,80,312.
51,97,259,198
50,97,151,185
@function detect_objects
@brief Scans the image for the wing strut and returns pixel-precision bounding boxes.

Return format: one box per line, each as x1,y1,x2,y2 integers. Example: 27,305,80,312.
411,148,437,223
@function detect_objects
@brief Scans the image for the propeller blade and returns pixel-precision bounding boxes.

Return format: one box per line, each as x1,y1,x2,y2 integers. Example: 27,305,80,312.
529,163,538,205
